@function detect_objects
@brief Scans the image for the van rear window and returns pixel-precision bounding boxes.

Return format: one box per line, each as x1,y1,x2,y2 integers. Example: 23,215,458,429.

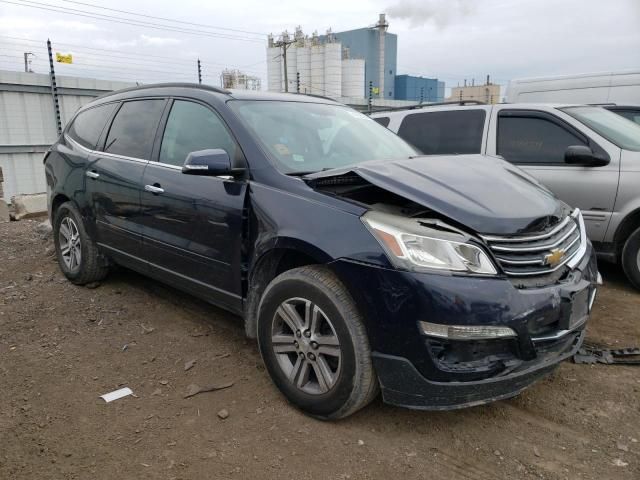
397,110,486,155
373,117,390,127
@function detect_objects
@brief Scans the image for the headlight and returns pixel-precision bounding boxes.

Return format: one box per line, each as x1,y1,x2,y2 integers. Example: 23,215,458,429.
362,210,497,275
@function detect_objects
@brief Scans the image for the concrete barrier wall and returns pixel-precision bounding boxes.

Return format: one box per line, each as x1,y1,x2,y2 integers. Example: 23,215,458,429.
0,70,134,202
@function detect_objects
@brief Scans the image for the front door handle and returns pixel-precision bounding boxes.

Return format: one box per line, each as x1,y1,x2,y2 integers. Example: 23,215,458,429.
144,184,165,194
85,171,100,179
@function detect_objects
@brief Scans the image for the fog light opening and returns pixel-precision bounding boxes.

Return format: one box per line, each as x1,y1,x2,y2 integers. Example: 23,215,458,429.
419,321,517,341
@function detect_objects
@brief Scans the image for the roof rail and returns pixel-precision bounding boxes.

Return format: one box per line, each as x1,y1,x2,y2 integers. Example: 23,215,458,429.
296,92,338,102
94,82,230,101
363,99,486,115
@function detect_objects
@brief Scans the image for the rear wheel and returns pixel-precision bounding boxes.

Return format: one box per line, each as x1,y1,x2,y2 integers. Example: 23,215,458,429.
53,201,108,285
257,266,378,420
622,226,640,290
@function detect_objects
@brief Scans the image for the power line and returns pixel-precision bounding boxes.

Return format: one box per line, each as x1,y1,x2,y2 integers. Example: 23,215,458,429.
0,0,265,43
57,0,266,37
0,38,266,74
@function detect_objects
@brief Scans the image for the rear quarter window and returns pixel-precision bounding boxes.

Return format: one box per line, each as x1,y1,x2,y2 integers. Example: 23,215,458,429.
373,116,390,127
67,103,118,149
397,110,486,155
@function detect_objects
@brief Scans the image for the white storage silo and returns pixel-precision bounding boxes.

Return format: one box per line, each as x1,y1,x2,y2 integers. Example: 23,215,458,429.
296,44,311,94
285,45,298,92
310,44,325,96
323,42,342,98
341,59,365,99
267,46,282,92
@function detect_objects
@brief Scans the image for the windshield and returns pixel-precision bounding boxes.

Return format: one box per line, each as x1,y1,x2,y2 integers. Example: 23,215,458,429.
229,100,418,174
561,106,640,151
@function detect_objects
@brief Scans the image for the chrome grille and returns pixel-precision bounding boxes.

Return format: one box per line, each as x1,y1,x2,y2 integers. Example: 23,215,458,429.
480,210,586,277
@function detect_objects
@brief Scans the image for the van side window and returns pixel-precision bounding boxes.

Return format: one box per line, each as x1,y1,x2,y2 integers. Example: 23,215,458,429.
159,101,237,167
104,100,165,160
67,103,117,150
613,109,640,125
374,117,390,128
397,110,486,154
497,114,588,165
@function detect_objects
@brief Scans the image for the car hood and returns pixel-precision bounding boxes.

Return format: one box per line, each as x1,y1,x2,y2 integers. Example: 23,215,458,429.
305,155,569,235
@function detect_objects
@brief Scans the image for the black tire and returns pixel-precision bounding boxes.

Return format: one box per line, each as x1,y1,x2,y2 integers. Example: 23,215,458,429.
53,201,109,285
622,226,640,291
257,266,378,420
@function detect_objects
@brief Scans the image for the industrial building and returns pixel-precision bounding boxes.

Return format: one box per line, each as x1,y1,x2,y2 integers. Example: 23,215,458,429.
267,28,365,99
394,75,444,102
220,69,261,91
266,14,444,103
319,14,396,99
448,77,501,104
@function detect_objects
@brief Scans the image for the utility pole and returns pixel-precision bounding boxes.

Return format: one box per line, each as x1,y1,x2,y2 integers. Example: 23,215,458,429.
273,36,295,92
23,52,34,73
46,39,62,136
197,58,202,84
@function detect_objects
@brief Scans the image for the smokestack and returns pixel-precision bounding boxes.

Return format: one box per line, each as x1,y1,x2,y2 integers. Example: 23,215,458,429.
377,13,388,98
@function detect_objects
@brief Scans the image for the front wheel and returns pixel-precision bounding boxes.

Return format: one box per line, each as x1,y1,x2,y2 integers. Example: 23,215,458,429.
622,226,640,291
257,266,378,420
53,201,109,285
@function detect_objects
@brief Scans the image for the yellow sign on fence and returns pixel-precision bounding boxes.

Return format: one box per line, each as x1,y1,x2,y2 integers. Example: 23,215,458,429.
55,53,73,64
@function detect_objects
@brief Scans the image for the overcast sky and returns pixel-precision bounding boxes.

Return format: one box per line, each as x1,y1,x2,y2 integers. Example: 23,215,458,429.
0,0,638,93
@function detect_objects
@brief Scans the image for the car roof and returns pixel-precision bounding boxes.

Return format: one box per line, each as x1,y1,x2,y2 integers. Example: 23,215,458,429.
90,82,340,105
370,102,593,117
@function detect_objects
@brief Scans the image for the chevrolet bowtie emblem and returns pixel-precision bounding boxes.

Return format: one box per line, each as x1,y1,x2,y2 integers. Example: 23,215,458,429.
544,248,566,267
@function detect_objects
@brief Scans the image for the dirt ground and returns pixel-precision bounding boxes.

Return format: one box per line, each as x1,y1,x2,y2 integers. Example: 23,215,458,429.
1,218,639,480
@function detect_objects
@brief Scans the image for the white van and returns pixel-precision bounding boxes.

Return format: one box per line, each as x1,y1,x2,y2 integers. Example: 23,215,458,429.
506,71,640,104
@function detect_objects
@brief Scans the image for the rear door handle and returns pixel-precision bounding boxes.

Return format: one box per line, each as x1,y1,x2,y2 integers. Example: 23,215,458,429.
85,171,100,179
144,184,165,194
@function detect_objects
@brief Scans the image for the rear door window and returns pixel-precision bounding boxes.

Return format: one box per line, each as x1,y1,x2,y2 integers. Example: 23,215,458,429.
159,100,237,167
497,113,588,164
67,103,117,149
397,110,486,154
104,99,166,160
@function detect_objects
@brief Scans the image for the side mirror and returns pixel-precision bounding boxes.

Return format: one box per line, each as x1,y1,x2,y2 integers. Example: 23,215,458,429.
564,145,609,167
182,149,243,177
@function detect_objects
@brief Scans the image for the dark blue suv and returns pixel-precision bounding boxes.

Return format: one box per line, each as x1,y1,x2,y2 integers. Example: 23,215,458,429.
45,84,600,419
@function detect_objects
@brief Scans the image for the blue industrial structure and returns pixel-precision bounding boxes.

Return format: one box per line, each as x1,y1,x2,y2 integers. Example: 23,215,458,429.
394,75,445,102
313,14,444,101
321,21,397,99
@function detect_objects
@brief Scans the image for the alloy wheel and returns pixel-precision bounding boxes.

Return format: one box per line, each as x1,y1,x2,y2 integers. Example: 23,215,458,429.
271,297,342,395
59,216,82,271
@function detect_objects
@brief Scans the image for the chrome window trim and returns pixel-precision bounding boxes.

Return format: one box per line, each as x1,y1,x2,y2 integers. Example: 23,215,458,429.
145,161,182,171
66,134,150,165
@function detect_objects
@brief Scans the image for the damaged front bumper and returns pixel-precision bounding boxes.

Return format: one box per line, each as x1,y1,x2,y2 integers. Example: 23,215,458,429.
331,242,599,410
